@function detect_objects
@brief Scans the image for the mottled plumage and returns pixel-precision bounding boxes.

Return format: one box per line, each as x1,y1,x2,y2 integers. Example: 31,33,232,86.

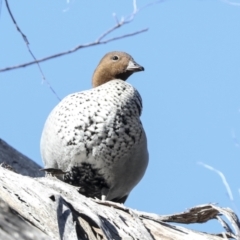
40,51,148,203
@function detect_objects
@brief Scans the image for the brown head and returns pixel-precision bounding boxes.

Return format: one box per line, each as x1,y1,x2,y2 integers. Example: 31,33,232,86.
92,51,144,88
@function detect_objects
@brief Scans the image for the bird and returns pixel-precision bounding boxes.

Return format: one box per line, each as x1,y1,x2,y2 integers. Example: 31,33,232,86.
40,51,149,203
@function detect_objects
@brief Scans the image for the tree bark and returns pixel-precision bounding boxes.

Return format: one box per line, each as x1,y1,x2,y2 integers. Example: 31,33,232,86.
0,139,239,240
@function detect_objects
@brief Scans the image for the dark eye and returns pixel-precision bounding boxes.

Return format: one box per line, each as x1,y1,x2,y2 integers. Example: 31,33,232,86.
112,55,119,61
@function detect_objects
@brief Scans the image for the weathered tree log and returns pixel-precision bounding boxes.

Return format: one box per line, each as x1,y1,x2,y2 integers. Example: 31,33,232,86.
0,139,239,239
0,139,43,178
0,139,49,240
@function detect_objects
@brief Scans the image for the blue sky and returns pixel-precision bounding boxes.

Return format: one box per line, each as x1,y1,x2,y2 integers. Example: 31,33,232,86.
1,0,240,234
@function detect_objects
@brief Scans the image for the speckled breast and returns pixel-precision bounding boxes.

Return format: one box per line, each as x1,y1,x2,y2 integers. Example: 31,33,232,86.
40,80,147,200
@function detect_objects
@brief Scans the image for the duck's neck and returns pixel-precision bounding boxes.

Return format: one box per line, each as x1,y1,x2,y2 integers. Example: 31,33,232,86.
92,68,132,88
92,67,112,87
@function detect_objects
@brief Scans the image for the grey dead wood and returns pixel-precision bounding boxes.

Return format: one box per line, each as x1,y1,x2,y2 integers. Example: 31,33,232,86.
0,139,240,240
0,139,49,240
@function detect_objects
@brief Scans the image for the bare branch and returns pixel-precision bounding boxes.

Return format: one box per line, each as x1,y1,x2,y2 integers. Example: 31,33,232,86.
4,0,29,44
0,28,147,73
4,0,61,100
0,0,165,73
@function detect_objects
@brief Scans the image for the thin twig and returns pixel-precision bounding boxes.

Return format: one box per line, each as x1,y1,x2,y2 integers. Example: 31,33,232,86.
96,0,162,42
4,0,61,101
198,162,234,200
4,0,29,44
0,27,147,72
